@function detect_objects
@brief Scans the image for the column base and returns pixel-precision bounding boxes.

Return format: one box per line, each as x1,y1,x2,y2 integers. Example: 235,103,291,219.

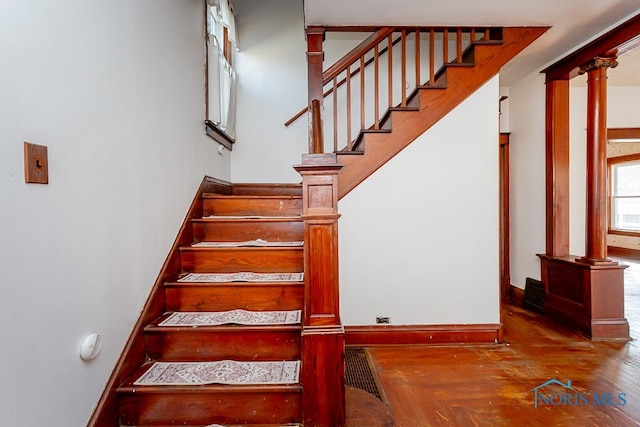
538,254,630,340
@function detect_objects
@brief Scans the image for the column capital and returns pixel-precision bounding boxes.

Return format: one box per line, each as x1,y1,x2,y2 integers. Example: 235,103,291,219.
578,56,618,75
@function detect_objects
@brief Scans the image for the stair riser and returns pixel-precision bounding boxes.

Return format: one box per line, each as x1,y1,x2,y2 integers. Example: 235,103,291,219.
180,248,304,273
165,284,304,312
119,390,301,425
193,220,304,242
145,329,301,361
203,197,302,217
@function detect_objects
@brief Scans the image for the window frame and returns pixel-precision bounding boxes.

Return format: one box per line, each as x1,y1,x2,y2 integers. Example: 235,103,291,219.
608,152,640,236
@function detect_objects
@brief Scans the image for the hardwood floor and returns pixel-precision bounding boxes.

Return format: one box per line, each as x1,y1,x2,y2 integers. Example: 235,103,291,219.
347,260,640,426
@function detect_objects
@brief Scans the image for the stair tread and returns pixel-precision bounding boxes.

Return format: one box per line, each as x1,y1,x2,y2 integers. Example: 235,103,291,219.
120,361,302,391
202,215,301,220
180,245,303,252
191,240,303,248
203,194,302,200
147,309,302,329
193,217,302,223
177,272,304,283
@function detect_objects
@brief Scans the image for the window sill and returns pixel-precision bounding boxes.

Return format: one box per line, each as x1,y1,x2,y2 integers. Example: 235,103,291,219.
205,120,235,151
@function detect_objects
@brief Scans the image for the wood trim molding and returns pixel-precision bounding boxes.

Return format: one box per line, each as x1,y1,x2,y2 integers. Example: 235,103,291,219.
344,324,503,346
509,284,525,306
87,176,231,427
608,127,640,142
205,120,235,150
608,245,640,261
543,13,640,81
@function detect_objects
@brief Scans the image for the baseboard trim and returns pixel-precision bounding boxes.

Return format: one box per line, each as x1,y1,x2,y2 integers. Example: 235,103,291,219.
509,284,525,306
344,323,503,346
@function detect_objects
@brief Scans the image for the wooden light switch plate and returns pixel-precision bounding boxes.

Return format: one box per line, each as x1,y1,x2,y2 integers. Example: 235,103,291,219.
24,142,49,184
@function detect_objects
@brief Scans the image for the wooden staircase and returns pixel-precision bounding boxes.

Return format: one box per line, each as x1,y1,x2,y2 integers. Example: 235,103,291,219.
89,180,306,426
301,26,549,198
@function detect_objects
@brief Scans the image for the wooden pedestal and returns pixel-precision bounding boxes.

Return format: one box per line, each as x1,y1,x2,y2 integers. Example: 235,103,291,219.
538,254,629,340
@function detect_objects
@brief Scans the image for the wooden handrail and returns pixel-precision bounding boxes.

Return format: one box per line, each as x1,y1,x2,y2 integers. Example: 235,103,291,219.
286,32,402,127
299,25,498,153
323,27,395,86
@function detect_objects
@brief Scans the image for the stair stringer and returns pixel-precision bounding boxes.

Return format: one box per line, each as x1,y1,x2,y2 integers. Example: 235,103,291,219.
337,26,549,199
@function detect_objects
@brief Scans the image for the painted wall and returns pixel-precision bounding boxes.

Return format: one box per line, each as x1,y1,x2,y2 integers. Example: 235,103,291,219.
232,0,367,183
231,0,308,183
507,71,547,289
339,77,501,325
0,1,229,425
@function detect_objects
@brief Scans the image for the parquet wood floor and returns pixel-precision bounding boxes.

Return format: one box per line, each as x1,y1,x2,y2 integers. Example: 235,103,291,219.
347,260,640,426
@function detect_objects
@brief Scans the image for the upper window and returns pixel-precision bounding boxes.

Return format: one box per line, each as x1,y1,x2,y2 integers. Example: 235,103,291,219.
610,157,640,233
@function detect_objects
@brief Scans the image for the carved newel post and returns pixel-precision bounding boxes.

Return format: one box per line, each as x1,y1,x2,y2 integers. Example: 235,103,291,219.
294,153,345,427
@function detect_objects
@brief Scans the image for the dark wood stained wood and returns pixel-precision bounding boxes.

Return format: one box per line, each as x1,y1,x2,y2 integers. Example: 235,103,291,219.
608,245,640,261
344,324,502,346
202,194,302,217
165,281,304,312
361,302,640,426
87,176,228,427
336,27,548,198
539,254,629,340
509,284,525,306
608,127,640,141
543,13,640,81
117,374,302,425
193,217,303,242
582,57,618,263
500,132,511,301
545,78,571,256
144,323,301,361
230,183,302,196
294,154,346,426
205,120,235,150
179,246,304,273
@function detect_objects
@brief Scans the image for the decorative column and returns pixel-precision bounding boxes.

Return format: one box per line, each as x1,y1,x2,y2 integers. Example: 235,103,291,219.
294,153,345,427
544,78,571,256
578,56,618,264
306,27,325,154
539,56,628,340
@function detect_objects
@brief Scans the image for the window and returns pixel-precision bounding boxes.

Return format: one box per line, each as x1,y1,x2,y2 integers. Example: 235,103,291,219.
609,155,640,233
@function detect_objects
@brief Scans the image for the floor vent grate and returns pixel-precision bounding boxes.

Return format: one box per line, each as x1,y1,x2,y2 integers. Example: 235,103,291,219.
345,346,383,401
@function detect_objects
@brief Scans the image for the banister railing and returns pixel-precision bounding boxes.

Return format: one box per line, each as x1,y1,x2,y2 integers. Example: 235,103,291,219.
297,26,501,154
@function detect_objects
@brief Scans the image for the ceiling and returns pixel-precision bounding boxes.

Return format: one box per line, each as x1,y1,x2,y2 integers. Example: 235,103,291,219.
303,0,640,86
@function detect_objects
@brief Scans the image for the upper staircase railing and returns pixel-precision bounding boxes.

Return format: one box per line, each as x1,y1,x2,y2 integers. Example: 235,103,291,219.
293,26,502,154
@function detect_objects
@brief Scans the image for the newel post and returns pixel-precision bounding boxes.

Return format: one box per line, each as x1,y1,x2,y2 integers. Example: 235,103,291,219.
306,26,325,154
294,153,345,427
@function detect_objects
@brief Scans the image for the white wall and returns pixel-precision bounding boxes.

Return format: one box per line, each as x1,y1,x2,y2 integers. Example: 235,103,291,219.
339,77,501,325
231,0,308,183
0,1,229,425
507,71,547,289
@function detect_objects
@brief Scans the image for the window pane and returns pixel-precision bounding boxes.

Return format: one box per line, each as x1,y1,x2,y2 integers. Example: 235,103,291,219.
614,162,640,196
613,197,640,230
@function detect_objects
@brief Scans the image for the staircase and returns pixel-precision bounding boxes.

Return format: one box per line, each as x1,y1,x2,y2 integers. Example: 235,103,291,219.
301,26,549,198
89,181,306,426
91,24,549,427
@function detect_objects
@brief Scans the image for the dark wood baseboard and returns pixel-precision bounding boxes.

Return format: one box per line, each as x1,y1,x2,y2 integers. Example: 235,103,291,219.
509,284,525,306
344,324,503,346
608,245,640,262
